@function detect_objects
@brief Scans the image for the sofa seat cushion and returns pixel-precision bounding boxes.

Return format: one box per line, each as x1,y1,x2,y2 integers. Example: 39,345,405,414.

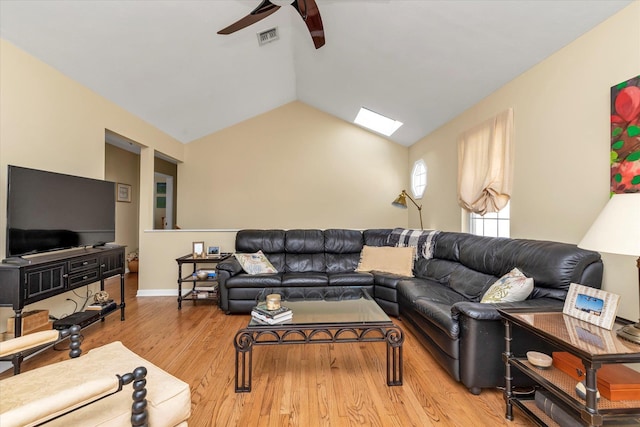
374,272,407,290
372,273,408,304
226,273,283,288
413,299,461,339
2,341,191,427
398,280,468,340
328,272,373,286
282,272,328,286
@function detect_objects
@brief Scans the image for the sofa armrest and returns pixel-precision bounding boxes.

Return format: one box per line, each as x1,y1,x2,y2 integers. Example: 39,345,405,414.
216,257,243,276
451,298,564,321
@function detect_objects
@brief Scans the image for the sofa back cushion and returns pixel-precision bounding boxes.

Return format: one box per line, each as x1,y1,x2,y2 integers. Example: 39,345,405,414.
324,229,363,273
363,229,393,247
415,258,497,301
284,229,326,272
236,229,286,271
431,232,603,291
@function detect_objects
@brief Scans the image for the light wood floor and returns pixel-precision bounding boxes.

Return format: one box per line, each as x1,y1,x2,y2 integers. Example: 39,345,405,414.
4,275,535,426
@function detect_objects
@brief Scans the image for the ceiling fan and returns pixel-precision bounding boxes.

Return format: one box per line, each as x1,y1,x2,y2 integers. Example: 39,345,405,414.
217,0,325,49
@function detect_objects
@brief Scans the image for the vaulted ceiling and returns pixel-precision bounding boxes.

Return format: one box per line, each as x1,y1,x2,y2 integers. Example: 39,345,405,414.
0,0,633,147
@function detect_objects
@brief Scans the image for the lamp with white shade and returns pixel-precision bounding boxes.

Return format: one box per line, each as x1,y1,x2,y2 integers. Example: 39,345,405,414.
578,193,640,343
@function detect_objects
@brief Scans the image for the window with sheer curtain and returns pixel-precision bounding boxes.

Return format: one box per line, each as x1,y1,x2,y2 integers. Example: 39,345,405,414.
457,108,514,216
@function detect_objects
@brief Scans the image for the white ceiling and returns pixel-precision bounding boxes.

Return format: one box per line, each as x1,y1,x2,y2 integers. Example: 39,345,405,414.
0,0,633,147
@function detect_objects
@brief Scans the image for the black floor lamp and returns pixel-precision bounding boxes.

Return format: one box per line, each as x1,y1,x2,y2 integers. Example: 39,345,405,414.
392,190,424,230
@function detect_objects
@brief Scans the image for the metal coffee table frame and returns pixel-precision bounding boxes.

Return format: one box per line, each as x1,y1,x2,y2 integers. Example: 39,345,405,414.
233,290,403,393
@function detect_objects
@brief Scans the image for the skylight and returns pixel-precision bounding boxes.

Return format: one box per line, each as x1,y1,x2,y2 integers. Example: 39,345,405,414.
354,107,403,136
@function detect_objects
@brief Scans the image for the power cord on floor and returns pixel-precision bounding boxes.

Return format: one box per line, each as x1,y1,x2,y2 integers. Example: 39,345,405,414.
72,288,94,311
66,298,79,313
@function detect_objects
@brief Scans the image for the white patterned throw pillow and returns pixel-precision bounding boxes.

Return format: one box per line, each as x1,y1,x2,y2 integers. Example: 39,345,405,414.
480,268,534,303
234,250,277,275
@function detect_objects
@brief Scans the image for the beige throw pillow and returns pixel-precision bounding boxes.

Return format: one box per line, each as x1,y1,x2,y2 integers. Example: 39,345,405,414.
355,246,415,277
481,268,534,303
234,250,277,275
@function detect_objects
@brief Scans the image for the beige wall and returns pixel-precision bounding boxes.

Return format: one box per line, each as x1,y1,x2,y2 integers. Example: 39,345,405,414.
409,3,640,320
137,102,409,296
136,230,238,296
0,39,185,330
178,101,409,230
105,144,140,258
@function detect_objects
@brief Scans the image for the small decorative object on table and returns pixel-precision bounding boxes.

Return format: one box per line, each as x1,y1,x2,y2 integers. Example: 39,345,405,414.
575,380,600,400
195,270,208,280
266,293,281,310
526,351,552,369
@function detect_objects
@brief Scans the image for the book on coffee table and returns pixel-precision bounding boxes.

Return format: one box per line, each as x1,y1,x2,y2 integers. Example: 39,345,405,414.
252,303,291,319
251,311,293,324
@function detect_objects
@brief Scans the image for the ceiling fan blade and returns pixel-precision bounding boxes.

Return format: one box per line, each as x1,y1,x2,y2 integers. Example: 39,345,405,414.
217,0,281,35
290,0,325,49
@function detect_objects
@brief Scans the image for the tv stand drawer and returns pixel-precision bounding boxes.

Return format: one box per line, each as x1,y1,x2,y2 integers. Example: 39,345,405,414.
68,268,100,288
69,256,99,273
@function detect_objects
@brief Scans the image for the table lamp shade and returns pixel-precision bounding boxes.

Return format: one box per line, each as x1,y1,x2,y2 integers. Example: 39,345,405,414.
579,193,640,343
578,193,640,257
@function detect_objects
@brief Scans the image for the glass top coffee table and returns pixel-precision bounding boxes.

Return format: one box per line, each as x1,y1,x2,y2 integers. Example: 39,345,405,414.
234,288,403,392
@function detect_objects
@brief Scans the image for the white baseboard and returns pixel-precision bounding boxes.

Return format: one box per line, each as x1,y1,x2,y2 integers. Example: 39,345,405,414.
136,289,190,297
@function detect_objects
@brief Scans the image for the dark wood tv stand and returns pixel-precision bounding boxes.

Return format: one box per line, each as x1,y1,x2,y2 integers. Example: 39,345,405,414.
0,245,125,337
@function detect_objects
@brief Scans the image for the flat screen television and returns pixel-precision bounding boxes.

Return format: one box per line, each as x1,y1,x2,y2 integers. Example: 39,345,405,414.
6,165,116,258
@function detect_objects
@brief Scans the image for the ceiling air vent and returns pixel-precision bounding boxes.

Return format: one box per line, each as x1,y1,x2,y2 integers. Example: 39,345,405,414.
257,27,279,46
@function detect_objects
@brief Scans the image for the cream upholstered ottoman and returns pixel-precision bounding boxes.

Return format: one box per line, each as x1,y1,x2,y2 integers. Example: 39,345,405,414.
1,341,191,426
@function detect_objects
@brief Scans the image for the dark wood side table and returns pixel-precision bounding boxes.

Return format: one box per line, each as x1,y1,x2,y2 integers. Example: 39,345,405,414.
175,253,231,309
499,308,640,426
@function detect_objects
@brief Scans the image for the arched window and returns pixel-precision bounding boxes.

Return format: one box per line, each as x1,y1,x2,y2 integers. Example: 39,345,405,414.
411,160,427,199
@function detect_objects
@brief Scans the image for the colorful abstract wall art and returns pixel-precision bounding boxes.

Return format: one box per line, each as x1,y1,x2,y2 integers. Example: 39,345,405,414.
611,75,640,194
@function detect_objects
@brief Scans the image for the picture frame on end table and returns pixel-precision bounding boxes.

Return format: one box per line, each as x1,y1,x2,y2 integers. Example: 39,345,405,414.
207,246,220,256
192,241,205,259
563,283,620,330
116,183,132,203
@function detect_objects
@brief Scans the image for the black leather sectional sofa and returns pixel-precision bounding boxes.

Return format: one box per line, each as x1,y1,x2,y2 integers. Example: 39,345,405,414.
216,228,603,394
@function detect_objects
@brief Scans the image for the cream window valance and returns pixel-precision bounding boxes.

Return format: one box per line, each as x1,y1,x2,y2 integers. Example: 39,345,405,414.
457,108,514,215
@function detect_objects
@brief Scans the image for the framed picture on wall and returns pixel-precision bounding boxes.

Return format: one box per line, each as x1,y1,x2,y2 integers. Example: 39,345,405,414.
117,183,131,203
